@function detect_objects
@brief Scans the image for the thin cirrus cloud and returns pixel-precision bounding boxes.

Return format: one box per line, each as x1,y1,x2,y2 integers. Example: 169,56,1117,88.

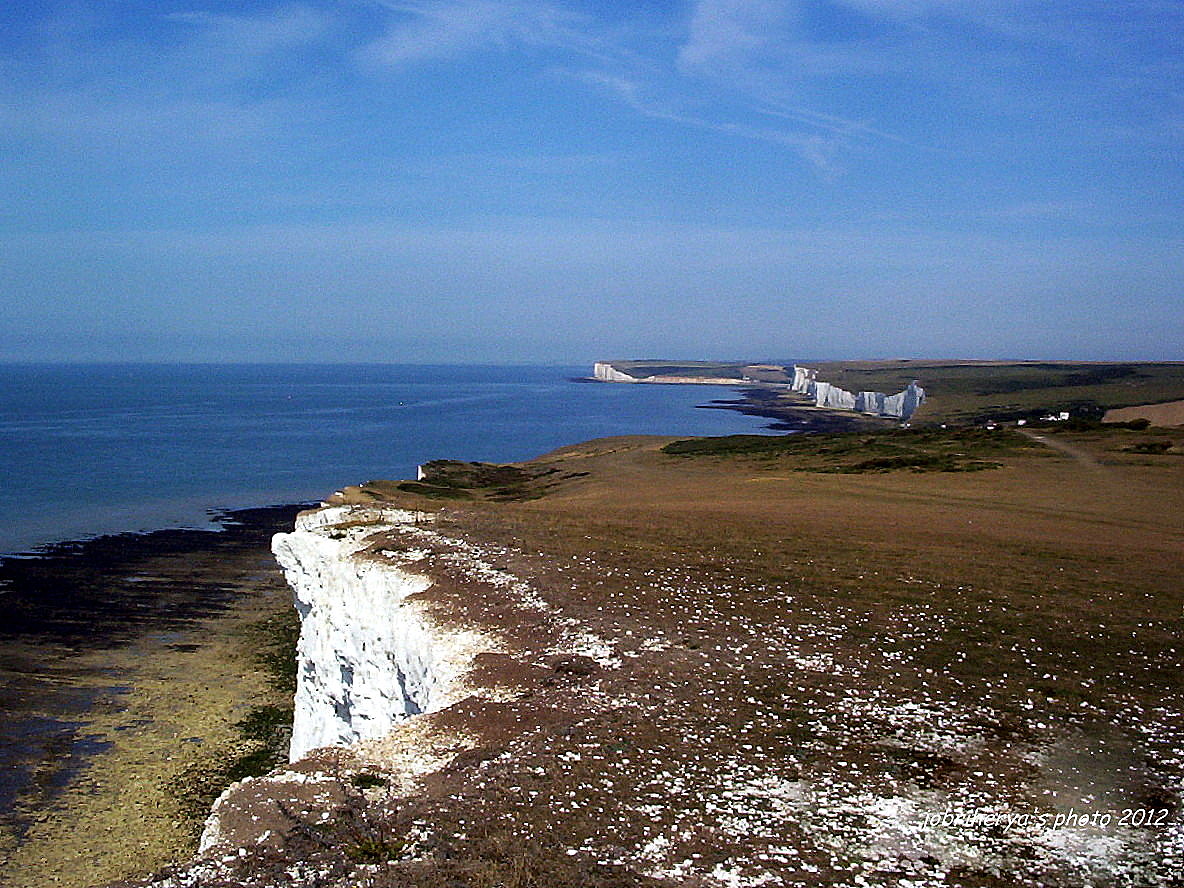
354,0,890,172
165,6,331,59
570,67,846,175
357,0,587,66
4,2,1178,200
0,4,341,209
678,0,791,73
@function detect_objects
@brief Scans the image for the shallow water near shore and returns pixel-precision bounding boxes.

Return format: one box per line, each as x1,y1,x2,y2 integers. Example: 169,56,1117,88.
0,505,303,887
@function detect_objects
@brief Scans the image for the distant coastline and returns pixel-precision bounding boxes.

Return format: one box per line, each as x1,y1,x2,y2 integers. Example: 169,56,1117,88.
590,360,926,421
590,359,1184,428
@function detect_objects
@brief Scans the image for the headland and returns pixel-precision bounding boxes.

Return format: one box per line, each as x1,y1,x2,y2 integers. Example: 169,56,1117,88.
124,414,1183,887
6,360,1184,888
592,360,925,422
593,359,1184,430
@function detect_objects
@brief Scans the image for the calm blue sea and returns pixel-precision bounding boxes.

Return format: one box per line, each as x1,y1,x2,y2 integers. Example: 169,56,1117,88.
0,364,771,555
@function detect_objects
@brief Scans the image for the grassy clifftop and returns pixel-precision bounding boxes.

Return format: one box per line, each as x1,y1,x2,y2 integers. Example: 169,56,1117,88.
250,423,1184,887
811,360,1184,424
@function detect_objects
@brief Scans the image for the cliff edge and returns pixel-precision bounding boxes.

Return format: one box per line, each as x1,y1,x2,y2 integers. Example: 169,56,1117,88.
124,432,1182,888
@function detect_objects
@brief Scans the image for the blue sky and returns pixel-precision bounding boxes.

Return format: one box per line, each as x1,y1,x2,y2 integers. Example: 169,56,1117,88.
1,0,1180,362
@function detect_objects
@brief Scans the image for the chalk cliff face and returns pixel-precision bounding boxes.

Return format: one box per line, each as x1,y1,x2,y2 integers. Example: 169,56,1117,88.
793,366,925,420
593,362,638,382
882,382,925,420
856,391,886,414
811,381,858,411
272,506,485,762
791,365,817,393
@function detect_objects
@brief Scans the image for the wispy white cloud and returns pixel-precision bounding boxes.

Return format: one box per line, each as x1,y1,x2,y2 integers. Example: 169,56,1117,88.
0,88,297,169
677,0,790,73
352,0,897,174
166,5,330,59
668,0,1184,166
756,103,911,146
572,69,846,176
4,0,1178,226
830,0,986,21
358,0,587,66
0,6,335,170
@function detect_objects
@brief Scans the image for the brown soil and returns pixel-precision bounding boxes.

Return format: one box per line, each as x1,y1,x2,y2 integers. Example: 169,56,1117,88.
140,427,1184,888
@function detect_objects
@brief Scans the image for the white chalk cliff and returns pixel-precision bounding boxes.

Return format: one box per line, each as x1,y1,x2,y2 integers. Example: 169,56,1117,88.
272,506,487,762
595,362,924,418
791,365,925,420
593,362,638,382
593,362,747,385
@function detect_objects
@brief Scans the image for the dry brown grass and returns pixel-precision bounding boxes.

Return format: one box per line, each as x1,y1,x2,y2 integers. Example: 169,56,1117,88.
142,427,1183,887
1104,399,1184,428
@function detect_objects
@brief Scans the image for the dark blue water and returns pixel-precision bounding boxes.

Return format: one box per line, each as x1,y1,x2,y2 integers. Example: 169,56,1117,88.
0,364,770,554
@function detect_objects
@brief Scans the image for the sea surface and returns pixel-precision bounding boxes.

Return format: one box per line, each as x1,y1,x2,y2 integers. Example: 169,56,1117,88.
0,363,770,555
0,364,772,881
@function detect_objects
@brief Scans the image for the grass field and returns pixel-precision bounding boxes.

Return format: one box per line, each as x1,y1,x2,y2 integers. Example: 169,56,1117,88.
812,361,1184,425
661,425,1045,472
193,422,1184,887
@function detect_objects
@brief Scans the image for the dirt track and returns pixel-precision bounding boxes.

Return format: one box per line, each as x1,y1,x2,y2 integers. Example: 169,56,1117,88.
1019,429,1106,468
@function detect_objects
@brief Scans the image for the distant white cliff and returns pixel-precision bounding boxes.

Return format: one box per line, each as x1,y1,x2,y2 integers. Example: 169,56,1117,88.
272,506,487,762
792,365,924,420
593,361,639,383
592,362,748,385
594,362,924,419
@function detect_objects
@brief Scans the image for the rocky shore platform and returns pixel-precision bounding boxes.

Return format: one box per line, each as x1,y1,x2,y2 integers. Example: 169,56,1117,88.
122,424,1182,888
0,505,306,888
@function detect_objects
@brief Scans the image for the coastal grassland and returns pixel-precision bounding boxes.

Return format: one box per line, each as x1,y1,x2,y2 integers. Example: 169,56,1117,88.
605,360,758,380
661,425,1044,472
274,424,1184,887
811,360,1184,425
1105,399,1184,428
0,540,299,888
345,460,588,504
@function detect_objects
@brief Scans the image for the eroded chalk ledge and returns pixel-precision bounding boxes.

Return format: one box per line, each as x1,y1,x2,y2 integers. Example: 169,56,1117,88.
191,502,614,866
